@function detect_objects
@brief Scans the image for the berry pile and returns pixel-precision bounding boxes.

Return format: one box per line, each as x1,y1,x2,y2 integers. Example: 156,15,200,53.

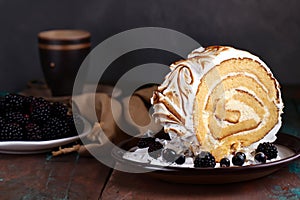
136,136,164,159
0,93,84,141
136,136,186,164
134,132,279,168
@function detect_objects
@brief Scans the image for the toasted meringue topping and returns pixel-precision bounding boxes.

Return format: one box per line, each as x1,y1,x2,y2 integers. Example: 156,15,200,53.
151,46,283,155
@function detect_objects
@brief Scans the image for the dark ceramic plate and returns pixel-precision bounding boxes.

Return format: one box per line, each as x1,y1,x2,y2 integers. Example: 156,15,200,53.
112,132,300,184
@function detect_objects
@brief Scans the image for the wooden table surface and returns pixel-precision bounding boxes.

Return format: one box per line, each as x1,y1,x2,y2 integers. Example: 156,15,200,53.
0,86,300,200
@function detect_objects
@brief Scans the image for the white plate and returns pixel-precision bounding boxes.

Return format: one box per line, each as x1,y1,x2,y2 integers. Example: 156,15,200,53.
0,116,92,154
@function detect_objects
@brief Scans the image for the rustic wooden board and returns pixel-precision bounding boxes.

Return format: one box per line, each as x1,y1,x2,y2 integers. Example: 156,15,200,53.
0,153,111,199
101,161,300,200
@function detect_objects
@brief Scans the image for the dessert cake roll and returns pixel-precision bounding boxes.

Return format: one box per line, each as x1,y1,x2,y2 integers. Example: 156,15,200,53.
152,46,283,161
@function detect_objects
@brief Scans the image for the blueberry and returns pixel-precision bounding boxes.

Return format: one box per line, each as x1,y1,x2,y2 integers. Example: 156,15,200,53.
232,152,246,166
162,149,177,162
254,152,267,164
175,155,186,165
236,152,246,160
220,158,230,167
148,142,163,159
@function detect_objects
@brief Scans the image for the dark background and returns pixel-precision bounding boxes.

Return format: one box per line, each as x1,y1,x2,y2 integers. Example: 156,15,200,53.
0,0,300,92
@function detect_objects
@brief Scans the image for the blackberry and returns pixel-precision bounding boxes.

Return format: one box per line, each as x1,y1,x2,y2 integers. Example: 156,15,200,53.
67,114,84,134
25,123,43,141
0,123,24,141
137,137,156,148
5,111,22,123
4,93,25,108
148,141,163,159
31,98,51,123
220,158,230,167
254,152,267,164
162,148,177,163
66,115,76,133
22,96,36,114
154,129,171,140
175,155,186,165
0,116,5,128
194,151,216,168
24,96,36,104
5,111,29,125
31,106,51,123
31,97,48,106
232,152,246,166
22,114,31,124
0,98,13,113
256,142,278,160
0,98,7,114
51,102,68,118
42,117,71,140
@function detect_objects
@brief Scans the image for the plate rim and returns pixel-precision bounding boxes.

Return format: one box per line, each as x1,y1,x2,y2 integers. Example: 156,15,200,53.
112,132,300,173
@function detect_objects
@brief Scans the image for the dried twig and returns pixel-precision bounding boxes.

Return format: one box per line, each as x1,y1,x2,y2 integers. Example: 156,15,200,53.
52,144,81,156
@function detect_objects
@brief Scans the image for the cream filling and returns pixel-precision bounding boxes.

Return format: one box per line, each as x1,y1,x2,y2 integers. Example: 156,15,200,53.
225,100,260,123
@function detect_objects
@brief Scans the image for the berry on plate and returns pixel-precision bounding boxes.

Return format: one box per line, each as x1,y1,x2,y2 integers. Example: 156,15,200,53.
194,151,216,168
162,148,177,163
220,158,230,167
232,152,246,166
256,142,278,160
254,152,267,164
